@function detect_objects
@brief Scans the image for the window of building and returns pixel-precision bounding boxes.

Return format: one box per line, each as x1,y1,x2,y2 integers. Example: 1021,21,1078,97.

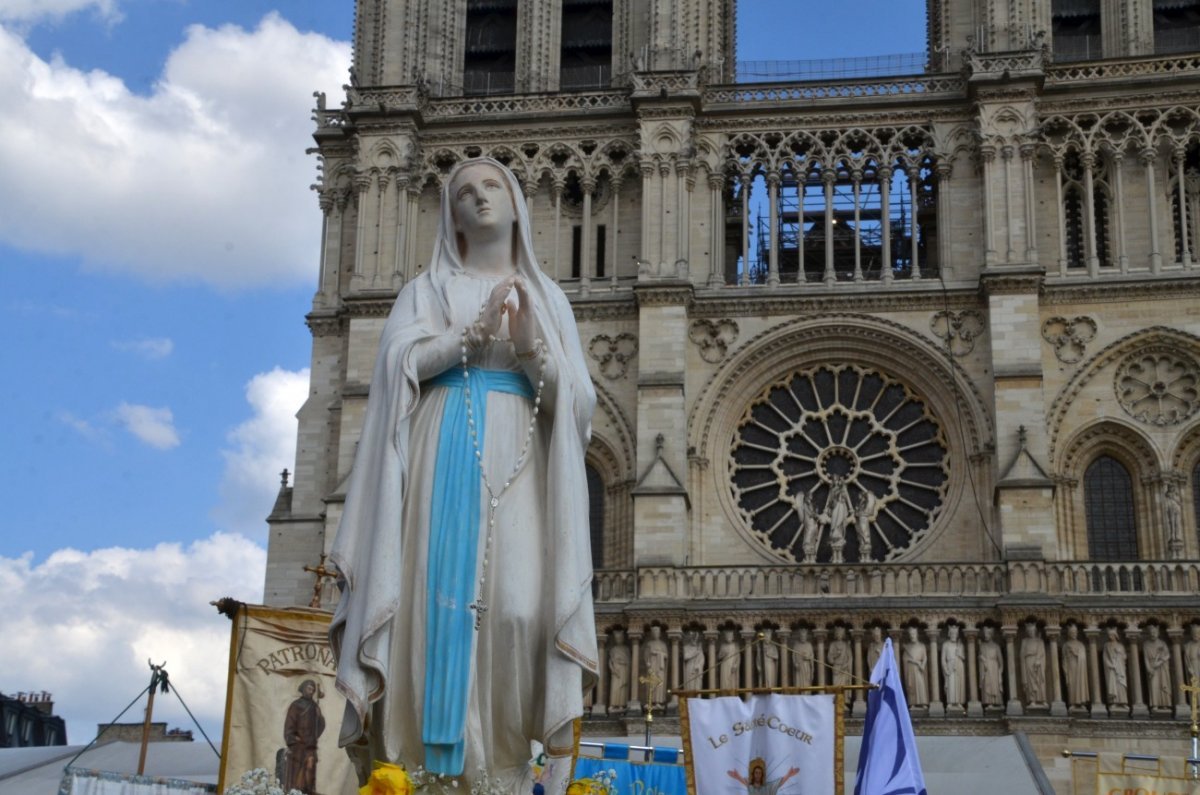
1060,152,1113,269
1154,0,1200,55
1193,459,1200,547
560,0,613,91
586,463,605,566
1170,143,1200,263
595,223,607,278
1083,455,1139,560
571,226,583,278
1052,0,1102,62
463,0,517,96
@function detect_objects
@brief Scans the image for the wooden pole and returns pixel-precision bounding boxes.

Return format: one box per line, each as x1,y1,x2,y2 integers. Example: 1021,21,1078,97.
137,662,165,776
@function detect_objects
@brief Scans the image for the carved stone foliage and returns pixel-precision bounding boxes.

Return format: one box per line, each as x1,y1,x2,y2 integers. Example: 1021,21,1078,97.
729,364,950,564
930,310,985,357
688,319,739,363
1042,316,1097,364
1115,348,1200,426
588,333,638,380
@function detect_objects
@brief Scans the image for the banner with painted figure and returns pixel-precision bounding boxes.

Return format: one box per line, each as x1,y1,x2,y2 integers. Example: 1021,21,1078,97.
1095,752,1200,795
684,694,835,795
573,757,687,795
218,604,357,795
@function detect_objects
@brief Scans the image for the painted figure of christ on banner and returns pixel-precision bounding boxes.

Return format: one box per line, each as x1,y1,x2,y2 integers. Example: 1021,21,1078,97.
329,158,598,793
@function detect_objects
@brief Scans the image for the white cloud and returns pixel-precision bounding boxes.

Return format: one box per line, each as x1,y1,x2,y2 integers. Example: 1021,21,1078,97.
57,409,107,444
112,336,174,360
114,402,180,449
0,533,265,745
0,14,350,288
214,367,309,536
0,0,118,25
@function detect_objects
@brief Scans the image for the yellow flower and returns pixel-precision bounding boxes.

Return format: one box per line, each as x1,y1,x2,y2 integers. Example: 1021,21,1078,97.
359,761,414,795
567,779,605,795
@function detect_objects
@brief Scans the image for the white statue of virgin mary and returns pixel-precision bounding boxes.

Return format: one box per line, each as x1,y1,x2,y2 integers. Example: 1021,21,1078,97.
329,157,598,791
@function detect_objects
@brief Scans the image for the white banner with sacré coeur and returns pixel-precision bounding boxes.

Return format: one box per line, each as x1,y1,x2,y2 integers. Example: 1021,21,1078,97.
684,694,834,795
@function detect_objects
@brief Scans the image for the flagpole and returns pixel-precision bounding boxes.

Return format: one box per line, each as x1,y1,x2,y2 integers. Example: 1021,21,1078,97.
835,687,846,795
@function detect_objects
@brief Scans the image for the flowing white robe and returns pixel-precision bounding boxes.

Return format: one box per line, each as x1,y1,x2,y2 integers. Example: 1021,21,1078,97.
329,158,598,790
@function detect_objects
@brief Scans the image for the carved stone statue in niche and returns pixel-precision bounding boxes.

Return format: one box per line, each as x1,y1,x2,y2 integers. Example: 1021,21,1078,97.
1103,627,1129,707
1143,624,1172,710
854,491,876,562
1061,624,1089,708
1020,622,1046,707
642,626,668,707
825,476,853,564
1186,624,1200,686
757,628,780,688
902,626,929,707
827,626,852,687
941,625,966,708
866,626,885,673
799,489,821,561
978,626,1004,707
682,631,705,692
1163,481,1184,558
791,628,815,687
608,629,630,711
718,629,741,692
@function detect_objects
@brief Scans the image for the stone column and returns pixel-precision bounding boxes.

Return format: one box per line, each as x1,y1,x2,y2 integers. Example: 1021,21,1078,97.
628,630,643,716
1127,628,1148,718
372,170,388,288
851,628,866,717
1046,626,1067,717
935,162,953,279
610,176,622,291
767,171,780,286
1112,152,1129,272
927,628,944,717
777,629,792,688
741,630,756,689
1054,155,1068,274
908,164,922,278
1004,626,1023,716
350,172,372,290
708,173,725,286
1085,626,1106,719
1143,148,1163,272
965,628,983,717
740,174,751,285
1177,147,1193,267
593,633,608,716
979,147,997,266
852,168,864,281
1002,145,1016,261
392,176,410,288
879,164,894,281
668,629,682,715
822,168,836,285
814,629,828,688
704,630,719,691
1169,625,1190,719
1021,144,1039,263
1081,152,1100,275
658,160,672,267
580,178,594,295
553,179,564,281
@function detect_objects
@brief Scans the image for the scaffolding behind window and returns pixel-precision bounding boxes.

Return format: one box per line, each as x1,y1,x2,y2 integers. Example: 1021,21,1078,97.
1052,0,1102,62
1154,0,1200,54
464,0,517,96
561,0,613,90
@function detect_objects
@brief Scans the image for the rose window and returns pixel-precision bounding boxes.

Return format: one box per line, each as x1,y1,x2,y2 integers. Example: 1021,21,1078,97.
1115,350,1199,427
729,364,950,563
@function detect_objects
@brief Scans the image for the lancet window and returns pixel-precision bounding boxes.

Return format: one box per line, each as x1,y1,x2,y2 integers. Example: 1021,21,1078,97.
1052,0,1102,62
586,463,605,567
1169,143,1200,265
561,0,613,91
463,0,518,96
1059,151,1113,271
1193,459,1200,546
1083,455,1139,561
1154,0,1200,55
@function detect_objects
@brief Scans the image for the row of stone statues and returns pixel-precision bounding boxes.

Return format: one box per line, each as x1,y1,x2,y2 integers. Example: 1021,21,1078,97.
594,621,1200,717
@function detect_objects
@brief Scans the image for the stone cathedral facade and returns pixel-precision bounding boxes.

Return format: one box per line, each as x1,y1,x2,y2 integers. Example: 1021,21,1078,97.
265,0,1200,786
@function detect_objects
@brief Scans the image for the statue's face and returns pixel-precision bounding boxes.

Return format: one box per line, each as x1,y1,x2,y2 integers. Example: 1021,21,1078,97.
450,163,516,245
1025,623,1037,637
1107,628,1118,640
871,627,882,640
1147,625,1159,639
1066,625,1078,639
1191,624,1200,640
907,627,918,641
947,625,959,640
797,628,809,641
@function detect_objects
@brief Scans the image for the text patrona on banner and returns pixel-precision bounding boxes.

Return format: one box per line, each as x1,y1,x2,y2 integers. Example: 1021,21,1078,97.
685,694,835,795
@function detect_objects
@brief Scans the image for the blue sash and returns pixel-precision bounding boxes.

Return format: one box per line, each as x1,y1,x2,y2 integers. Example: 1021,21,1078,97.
422,368,534,774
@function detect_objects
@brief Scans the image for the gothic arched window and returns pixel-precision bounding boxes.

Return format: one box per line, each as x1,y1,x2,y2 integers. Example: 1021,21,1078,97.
586,463,605,567
1084,455,1139,560
1192,459,1200,548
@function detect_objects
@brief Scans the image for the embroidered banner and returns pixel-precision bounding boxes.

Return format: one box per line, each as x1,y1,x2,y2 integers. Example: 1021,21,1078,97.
684,694,835,795
1095,752,1200,795
218,604,357,795
573,757,686,795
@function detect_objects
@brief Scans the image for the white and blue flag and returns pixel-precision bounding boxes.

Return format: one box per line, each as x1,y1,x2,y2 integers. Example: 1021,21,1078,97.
854,637,928,795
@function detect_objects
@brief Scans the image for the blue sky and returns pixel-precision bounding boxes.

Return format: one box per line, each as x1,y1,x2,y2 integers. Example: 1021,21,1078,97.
0,0,923,748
